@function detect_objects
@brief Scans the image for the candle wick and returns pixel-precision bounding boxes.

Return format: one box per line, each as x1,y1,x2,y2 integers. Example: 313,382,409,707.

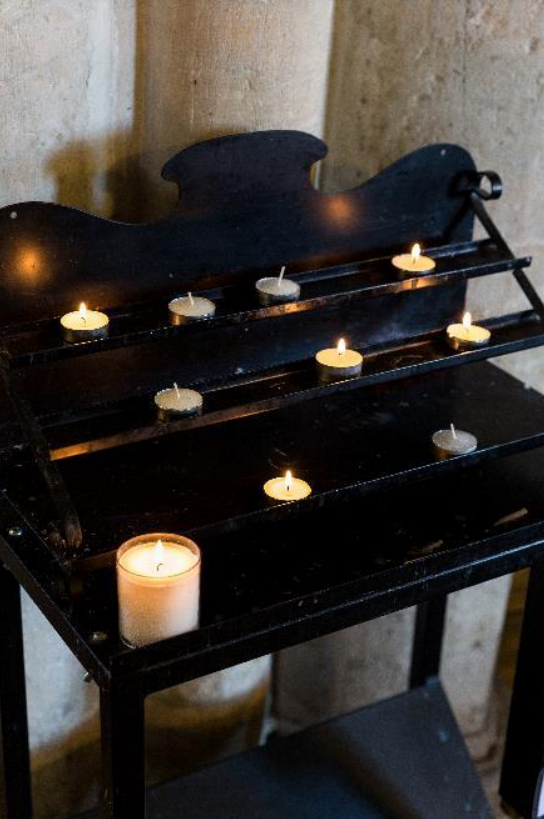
450,423,457,439
278,265,285,284
188,291,195,306
174,382,181,399
156,562,164,573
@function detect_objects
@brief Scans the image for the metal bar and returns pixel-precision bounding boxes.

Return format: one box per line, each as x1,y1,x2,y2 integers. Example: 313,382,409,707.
500,559,544,818
100,680,145,819
0,360,82,551
409,596,448,688
49,309,544,462
470,191,544,320
2,240,530,371
0,564,33,819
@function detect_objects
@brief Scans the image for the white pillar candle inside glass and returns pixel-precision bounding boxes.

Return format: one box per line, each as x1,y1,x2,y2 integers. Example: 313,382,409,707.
432,423,478,460
392,243,436,275
60,302,109,343
264,470,312,502
256,265,301,305
169,292,216,325
446,311,491,351
315,338,363,381
154,383,203,421
117,533,201,648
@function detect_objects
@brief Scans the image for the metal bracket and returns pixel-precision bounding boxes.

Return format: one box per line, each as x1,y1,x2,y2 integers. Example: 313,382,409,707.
467,173,544,320
0,356,82,553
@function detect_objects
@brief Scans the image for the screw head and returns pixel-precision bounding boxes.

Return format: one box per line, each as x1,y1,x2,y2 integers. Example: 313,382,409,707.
90,630,108,644
8,525,23,538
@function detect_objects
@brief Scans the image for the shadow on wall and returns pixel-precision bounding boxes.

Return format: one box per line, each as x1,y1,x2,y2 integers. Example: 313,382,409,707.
43,0,261,224
30,680,268,819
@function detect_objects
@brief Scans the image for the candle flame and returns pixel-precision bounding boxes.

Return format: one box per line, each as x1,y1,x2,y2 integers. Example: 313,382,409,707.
79,302,87,323
278,265,286,284
155,539,164,572
188,291,195,306
411,243,421,264
337,338,346,356
450,423,457,439
462,311,472,329
285,470,292,492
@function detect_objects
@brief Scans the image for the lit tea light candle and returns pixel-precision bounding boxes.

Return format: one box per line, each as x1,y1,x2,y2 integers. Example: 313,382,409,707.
392,243,436,275
60,302,109,343
264,469,312,502
446,311,491,351
255,265,301,306
117,533,201,647
169,292,216,325
154,383,203,421
315,338,363,381
432,423,478,460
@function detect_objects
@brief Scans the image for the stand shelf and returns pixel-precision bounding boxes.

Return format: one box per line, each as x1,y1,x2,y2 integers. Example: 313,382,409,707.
0,132,542,818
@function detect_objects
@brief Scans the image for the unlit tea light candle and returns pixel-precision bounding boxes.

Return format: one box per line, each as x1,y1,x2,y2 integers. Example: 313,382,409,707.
264,470,312,502
117,533,201,647
60,302,109,343
154,383,203,421
392,243,436,275
169,292,216,325
256,265,301,306
446,311,491,351
432,423,478,460
316,338,363,381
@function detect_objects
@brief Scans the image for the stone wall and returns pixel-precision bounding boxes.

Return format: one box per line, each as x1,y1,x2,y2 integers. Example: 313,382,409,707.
1,1,542,816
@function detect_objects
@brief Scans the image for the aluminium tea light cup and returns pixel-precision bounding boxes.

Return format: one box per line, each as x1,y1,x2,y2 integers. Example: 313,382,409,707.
264,470,312,502
169,292,216,325
256,265,301,306
315,338,363,382
446,311,491,352
432,423,478,461
60,302,109,343
117,533,201,648
391,243,436,276
154,383,203,421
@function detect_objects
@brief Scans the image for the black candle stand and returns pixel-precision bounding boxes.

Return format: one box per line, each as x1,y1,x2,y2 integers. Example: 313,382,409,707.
0,131,543,818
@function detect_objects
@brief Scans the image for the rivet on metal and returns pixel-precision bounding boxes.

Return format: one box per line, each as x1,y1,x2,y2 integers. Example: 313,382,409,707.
8,526,23,538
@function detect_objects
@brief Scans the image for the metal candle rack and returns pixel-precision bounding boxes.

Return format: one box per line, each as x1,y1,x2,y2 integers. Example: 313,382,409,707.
0,131,543,818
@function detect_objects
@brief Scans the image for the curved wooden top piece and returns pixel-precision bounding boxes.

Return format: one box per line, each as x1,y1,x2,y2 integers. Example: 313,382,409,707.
0,130,476,325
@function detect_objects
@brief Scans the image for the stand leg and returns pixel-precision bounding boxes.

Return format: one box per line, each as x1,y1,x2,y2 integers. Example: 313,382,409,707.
409,595,447,688
0,563,33,818
100,679,145,819
501,560,544,818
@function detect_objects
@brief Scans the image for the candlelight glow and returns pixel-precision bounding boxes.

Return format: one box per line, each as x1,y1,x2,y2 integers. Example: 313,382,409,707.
411,243,421,264
79,302,87,323
462,311,472,330
155,539,165,571
284,470,292,492
337,338,346,356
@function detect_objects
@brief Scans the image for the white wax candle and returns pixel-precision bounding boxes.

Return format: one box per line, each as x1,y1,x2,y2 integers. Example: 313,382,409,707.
60,302,109,343
154,384,203,421
117,534,201,647
169,292,216,325
432,424,478,460
263,470,312,502
392,243,436,275
315,338,363,381
256,266,301,305
446,311,491,351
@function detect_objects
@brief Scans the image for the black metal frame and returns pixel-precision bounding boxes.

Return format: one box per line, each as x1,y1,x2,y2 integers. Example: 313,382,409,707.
0,132,542,817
